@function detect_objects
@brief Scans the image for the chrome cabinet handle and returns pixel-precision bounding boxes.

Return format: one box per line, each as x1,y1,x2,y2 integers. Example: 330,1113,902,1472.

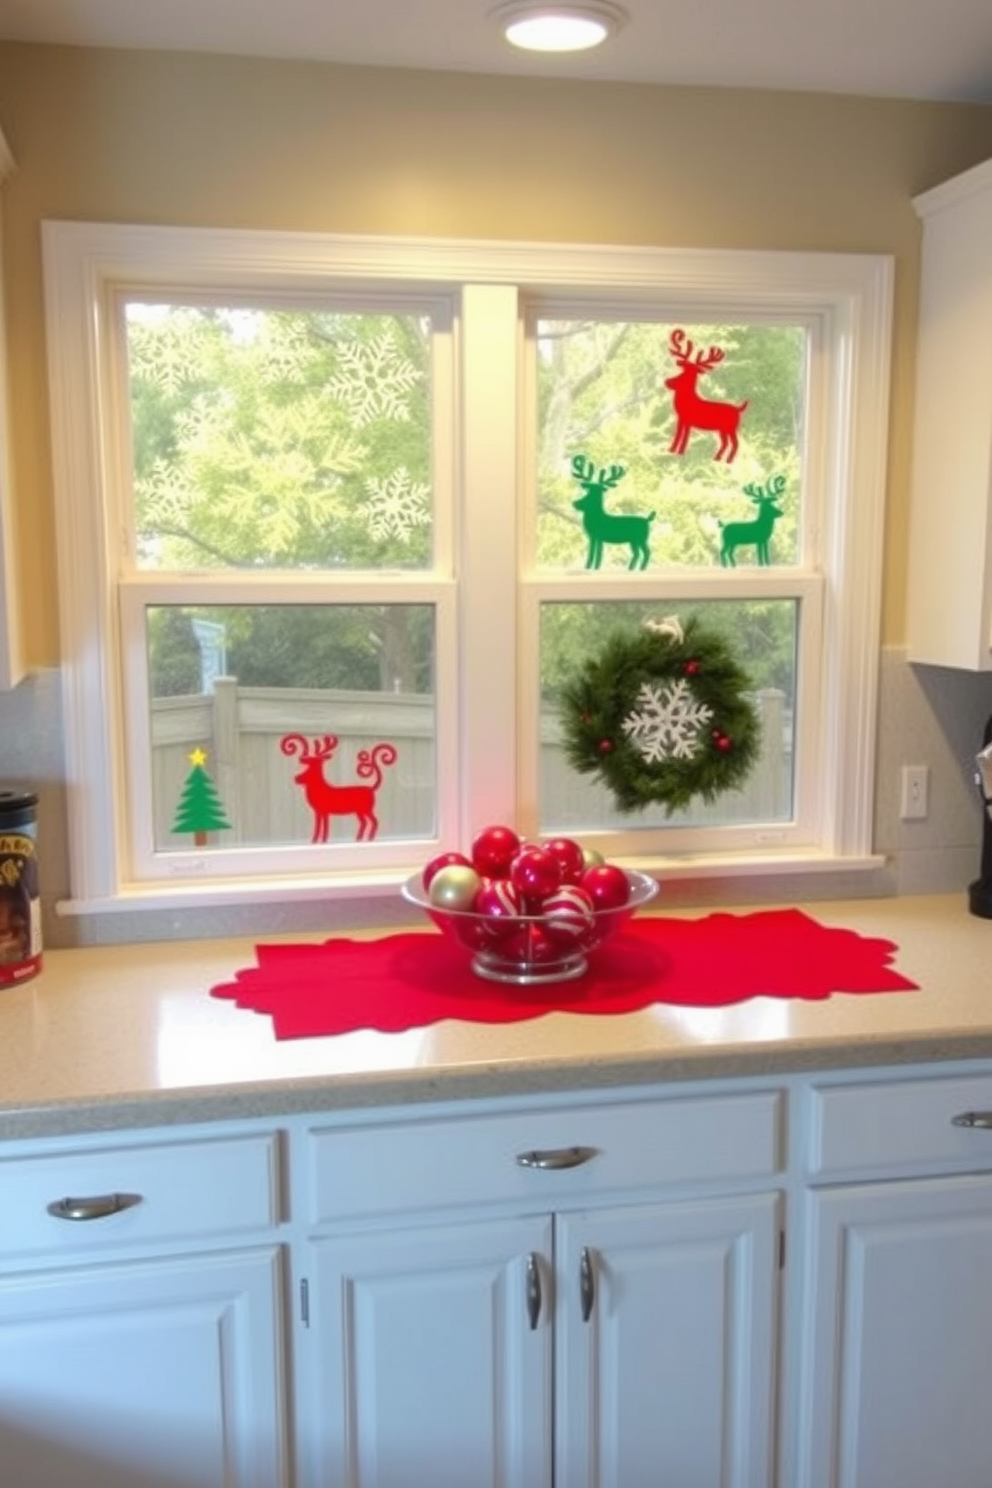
46,1193,143,1222
580,1246,595,1323
516,1145,598,1171
526,1252,542,1330
951,1112,992,1129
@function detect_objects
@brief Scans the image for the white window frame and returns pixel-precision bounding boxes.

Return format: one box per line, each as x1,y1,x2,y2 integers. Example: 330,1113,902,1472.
43,222,892,913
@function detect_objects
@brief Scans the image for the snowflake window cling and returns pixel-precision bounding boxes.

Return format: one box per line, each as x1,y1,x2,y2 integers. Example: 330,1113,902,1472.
622,677,714,763
557,614,761,814
363,467,430,543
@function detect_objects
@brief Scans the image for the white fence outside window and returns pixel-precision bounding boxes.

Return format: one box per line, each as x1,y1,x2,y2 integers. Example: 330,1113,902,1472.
152,681,790,849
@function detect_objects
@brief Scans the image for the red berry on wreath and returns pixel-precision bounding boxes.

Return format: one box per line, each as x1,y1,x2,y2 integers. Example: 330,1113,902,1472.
685,660,700,676
597,738,614,754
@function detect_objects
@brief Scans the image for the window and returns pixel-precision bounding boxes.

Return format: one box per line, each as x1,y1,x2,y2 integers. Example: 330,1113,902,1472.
43,224,892,911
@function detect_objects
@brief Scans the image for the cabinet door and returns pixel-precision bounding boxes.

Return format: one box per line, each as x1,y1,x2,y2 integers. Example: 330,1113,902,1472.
304,1215,553,1488
0,1245,288,1488
554,1193,780,1488
798,1174,992,1488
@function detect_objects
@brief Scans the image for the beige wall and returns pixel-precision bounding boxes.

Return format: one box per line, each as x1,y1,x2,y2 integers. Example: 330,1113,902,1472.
2,42,992,666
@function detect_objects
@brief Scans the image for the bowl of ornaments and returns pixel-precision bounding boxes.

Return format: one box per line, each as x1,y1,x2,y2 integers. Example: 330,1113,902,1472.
402,824,659,985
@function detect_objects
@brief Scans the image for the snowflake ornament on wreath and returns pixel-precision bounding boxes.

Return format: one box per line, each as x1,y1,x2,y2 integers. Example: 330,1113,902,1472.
557,615,761,814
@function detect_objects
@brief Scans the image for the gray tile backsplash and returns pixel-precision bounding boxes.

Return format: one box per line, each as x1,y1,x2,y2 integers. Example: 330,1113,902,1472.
2,650,991,948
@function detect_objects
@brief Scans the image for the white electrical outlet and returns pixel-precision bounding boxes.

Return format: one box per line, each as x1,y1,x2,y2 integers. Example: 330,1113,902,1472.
900,764,930,821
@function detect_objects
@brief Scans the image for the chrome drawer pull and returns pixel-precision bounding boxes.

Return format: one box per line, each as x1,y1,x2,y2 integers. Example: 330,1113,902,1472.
526,1252,542,1330
516,1145,598,1171
951,1112,992,1130
47,1192,143,1222
580,1246,595,1323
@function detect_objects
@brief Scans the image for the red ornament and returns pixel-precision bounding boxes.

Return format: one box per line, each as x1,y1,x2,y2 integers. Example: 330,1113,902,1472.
509,846,563,906
542,836,587,885
714,733,733,753
542,884,596,943
597,739,614,754
580,863,631,911
684,659,700,676
470,823,521,880
475,877,524,920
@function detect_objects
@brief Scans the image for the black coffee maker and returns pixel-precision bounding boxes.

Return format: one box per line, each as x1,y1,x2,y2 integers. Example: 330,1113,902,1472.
969,715,992,919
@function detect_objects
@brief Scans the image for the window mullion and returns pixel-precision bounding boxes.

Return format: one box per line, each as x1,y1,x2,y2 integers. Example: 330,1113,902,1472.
457,284,521,839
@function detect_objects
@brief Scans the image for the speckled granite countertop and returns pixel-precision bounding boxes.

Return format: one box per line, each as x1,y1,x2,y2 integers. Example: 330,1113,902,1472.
1,894,990,1140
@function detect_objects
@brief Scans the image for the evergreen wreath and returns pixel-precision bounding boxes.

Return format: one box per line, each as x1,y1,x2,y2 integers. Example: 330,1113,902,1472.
557,615,761,814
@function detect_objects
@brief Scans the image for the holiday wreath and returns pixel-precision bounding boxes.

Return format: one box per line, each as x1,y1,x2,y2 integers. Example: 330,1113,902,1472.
557,616,761,814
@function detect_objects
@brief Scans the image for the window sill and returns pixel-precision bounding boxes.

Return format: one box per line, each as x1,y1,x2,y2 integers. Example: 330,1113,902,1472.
56,851,888,919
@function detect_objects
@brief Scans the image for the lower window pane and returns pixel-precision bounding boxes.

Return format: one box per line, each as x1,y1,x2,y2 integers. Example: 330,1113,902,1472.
539,599,797,834
146,604,436,851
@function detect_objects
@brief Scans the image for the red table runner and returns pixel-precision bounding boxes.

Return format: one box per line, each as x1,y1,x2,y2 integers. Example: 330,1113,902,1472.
209,909,918,1040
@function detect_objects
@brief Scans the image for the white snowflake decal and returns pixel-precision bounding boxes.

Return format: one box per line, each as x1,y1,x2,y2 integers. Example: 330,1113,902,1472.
326,333,422,427
363,467,430,543
622,679,714,763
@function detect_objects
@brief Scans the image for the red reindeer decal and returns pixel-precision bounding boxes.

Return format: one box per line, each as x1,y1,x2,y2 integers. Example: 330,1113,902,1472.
665,329,748,463
281,733,398,843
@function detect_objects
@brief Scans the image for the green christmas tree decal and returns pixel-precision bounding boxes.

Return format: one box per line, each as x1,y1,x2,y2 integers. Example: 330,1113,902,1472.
171,748,232,846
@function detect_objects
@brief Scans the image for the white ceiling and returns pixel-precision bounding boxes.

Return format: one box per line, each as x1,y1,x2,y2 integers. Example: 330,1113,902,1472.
1,0,992,104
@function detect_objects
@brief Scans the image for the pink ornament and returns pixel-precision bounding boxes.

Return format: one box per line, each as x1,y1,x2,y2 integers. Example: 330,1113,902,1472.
475,877,524,919
423,850,472,891
510,846,563,906
542,884,596,942
542,836,587,885
580,862,631,911
470,823,521,880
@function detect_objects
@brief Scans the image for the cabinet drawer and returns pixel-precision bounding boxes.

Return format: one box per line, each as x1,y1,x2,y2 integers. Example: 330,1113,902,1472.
306,1090,783,1224
0,1132,281,1259
806,1073,992,1179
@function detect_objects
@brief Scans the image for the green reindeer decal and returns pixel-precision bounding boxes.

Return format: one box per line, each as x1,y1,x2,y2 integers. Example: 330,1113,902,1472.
719,475,786,567
571,455,655,571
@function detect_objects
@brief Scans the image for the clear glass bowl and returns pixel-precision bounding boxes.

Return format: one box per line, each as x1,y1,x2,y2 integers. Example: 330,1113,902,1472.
401,868,659,985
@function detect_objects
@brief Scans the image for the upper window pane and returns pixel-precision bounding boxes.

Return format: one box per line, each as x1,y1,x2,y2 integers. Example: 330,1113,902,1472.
534,319,807,571
124,302,434,572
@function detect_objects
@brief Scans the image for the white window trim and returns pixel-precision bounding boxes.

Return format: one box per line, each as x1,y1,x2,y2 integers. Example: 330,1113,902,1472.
42,222,893,913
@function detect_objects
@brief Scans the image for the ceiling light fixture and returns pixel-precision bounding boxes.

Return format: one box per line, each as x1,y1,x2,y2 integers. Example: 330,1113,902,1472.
490,1,628,53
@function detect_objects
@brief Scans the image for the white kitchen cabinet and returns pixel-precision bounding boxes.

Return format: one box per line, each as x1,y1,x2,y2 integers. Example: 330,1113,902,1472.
554,1194,779,1488
0,1247,288,1488
908,155,992,670
298,1088,783,1488
14,1059,992,1488
0,1127,291,1488
790,1067,992,1488
304,1216,553,1488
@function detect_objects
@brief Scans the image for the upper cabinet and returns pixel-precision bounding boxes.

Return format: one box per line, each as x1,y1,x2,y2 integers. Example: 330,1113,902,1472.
908,157,992,671
0,122,22,689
